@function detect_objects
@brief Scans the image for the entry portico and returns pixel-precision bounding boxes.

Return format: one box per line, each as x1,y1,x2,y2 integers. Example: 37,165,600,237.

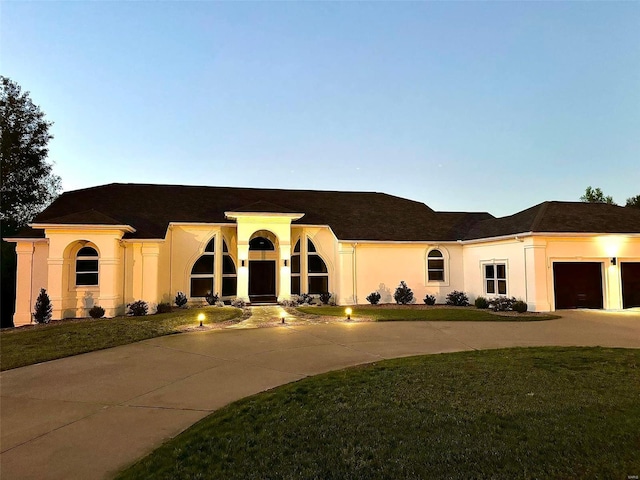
224,205,304,303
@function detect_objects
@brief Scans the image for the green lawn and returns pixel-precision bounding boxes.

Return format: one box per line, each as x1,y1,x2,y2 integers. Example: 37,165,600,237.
298,305,560,321
0,307,241,371
117,347,640,480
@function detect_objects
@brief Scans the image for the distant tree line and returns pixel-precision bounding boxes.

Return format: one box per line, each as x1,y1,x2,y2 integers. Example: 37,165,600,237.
580,186,639,208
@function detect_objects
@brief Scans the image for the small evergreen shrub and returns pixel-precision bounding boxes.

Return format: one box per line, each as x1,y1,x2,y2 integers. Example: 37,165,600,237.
175,291,188,308
474,296,489,309
231,298,246,308
394,281,414,305
89,305,105,319
127,300,148,316
299,293,314,305
423,294,436,305
445,291,470,306
489,296,516,312
319,292,332,305
156,302,172,314
33,288,52,324
513,300,528,313
205,292,219,306
366,291,381,305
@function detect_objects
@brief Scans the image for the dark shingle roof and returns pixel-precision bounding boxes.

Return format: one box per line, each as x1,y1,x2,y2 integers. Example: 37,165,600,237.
465,201,640,239
27,183,489,241
12,184,638,242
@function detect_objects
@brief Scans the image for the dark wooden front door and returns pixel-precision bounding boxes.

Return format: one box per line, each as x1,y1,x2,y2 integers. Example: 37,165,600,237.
249,261,276,296
621,262,640,309
553,262,603,309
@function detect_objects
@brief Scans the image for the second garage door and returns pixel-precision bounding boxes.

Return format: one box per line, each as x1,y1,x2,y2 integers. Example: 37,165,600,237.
621,262,640,309
553,262,603,309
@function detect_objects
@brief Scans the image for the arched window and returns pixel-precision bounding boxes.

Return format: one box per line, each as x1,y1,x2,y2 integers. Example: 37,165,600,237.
222,239,237,297
76,246,99,286
307,238,328,294
190,238,215,297
291,239,301,295
427,249,444,281
249,236,275,250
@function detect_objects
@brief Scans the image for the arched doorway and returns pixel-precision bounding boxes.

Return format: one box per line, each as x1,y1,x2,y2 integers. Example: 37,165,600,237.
248,230,278,303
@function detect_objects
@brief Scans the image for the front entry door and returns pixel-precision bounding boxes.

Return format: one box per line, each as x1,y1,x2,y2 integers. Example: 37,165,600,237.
249,261,276,297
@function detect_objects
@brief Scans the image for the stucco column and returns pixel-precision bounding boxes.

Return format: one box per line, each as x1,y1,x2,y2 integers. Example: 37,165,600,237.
14,242,35,326
99,240,125,317
236,242,249,301
141,244,160,308
524,243,551,312
278,244,291,302
605,260,622,309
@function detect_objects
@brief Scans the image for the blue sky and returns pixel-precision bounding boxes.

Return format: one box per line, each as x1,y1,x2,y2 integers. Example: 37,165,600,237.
2,1,638,217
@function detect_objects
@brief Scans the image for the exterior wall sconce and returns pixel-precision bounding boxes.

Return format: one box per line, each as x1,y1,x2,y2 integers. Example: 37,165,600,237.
284,259,288,267
241,260,246,267
611,257,617,265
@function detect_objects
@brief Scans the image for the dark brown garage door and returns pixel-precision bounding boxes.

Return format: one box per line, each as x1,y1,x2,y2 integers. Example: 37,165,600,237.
553,262,603,309
621,262,640,309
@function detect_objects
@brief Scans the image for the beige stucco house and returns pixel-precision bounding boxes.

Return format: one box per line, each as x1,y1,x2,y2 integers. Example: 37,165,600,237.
7,183,640,326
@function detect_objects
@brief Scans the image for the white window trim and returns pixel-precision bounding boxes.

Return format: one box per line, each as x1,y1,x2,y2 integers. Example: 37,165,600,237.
482,260,509,296
190,237,216,298
425,247,450,287
75,247,99,287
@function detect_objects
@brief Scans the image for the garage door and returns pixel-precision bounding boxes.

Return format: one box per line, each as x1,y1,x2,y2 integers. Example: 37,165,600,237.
553,262,603,309
621,262,640,309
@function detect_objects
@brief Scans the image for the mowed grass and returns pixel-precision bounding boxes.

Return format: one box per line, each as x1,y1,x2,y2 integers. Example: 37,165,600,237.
0,307,241,371
298,305,560,321
117,347,640,480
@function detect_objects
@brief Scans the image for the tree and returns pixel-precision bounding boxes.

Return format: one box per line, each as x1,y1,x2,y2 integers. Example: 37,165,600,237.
1,76,61,235
1,76,61,327
394,281,414,305
626,195,640,209
580,186,616,205
33,288,53,324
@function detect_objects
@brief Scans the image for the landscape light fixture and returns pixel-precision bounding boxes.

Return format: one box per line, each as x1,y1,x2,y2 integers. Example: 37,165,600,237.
281,317,285,324
345,307,352,320
611,257,617,266
198,313,205,327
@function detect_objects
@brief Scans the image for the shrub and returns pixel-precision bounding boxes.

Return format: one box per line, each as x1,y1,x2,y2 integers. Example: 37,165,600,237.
279,299,298,307
423,294,436,305
319,292,332,305
489,296,516,312
89,305,105,318
127,300,148,316
231,298,246,308
299,293,314,305
394,281,414,305
33,288,52,324
513,300,528,313
445,290,470,306
156,302,172,314
175,291,188,308
474,296,489,309
366,291,381,305
205,292,219,306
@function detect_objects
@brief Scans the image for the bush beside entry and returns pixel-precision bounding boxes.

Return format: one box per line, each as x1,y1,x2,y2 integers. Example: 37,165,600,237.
127,300,148,316
394,281,414,305
89,306,105,319
366,292,381,305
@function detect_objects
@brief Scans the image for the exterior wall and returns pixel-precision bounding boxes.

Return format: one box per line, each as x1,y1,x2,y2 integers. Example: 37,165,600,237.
462,237,529,307
14,241,50,326
337,242,464,305
462,234,640,311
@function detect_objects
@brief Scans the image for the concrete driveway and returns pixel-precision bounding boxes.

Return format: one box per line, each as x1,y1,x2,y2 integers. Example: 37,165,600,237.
1,309,639,479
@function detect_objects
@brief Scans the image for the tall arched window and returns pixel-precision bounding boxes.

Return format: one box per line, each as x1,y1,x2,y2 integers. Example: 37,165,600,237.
76,246,99,286
222,239,237,297
291,239,301,295
190,238,215,297
427,249,445,281
307,238,328,294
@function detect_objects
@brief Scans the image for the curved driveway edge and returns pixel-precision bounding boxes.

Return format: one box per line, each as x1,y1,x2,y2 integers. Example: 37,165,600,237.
1,309,639,479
